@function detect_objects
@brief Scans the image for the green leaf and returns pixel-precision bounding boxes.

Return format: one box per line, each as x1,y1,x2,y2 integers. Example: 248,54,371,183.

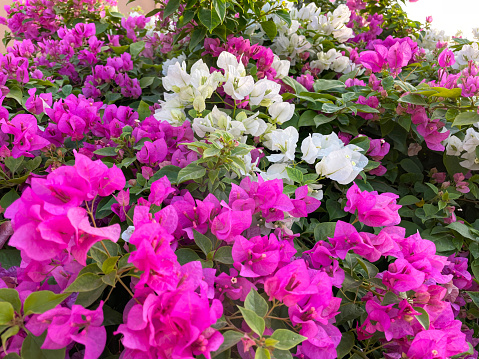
0,289,21,313
23,291,70,316
61,84,72,96
105,92,121,104
381,76,394,91
0,302,14,324
198,9,222,32
163,0,181,18
255,348,270,359
212,331,244,357
189,28,207,51
0,189,20,210
64,273,104,293
5,156,24,175
355,257,379,279
352,103,379,114
467,291,479,307
398,195,420,206
245,289,268,317
111,45,129,55
193,229,212,255
313,79,345,92
176,248,201,265
272,349,293,359
238,306,265,336
214,246,234,264
5,85,22,105
452,112,479,127
398,93,427,106
102,256,120,274
413,306,430,330
95,22,109,35
3,352,21,359
286,167,303,184
0,250,21,270
349,136,370,152
74,284,107,307
148,165,181,185
429,87,462,98
21,332,65,359
314,222,336,242
177,10,196,27
139,77,155,88
137,100,151,121
129,41,145,58
270,329,307,350
93,147,118,157
336,331,355,359
213,0,226,21
2,325,19,351
102,270,117,286
102,305,123,326
400,158,422,174
447,222,477,240
326,199,347,221
281,76,308,95
314,114,336,126
176,162,206,184
298,110,316,127
261,21,277,41
274,9,291,26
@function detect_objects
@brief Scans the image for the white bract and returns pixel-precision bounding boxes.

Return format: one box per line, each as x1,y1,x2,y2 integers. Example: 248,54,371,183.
445,135,464,156
266,127,299,163
121,226,135,242
454,43,479,68
192,106,245,138
217,52,255,101
162,61,191,92
311,49,349,73
162,53,187,76
236,111,268,137
272,34,312,65
301,132,346,164
419,28,450,52
271,55,291,79
315,144,368,184
268,102,295,125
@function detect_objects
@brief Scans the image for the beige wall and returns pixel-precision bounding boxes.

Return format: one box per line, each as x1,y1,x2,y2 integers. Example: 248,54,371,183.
0,0,156,52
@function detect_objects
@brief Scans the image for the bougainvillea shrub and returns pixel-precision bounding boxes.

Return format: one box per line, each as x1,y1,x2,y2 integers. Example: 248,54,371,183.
0,0,478,358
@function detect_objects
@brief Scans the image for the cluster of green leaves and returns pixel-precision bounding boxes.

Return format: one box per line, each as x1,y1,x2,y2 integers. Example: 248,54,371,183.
0,288,70,359
152,0,291,51
180,129,255,197
214,289,307,359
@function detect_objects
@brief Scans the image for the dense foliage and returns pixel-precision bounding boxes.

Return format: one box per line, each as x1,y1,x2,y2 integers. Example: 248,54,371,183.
0,0,478,358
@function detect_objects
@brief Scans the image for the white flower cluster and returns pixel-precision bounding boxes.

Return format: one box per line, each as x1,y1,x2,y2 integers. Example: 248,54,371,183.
261,129,367,185
302,132,368,184
419,28,450,51
306,4,354,43
271,2,353,66
446,129,479,170
154,51,294,139
310,48,350,73
454,43,479,68
162,54,186,76
473,28,479,41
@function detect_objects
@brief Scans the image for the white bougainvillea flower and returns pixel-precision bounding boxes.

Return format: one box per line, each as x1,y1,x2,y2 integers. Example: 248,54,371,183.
162,61,191,92
268,102,295,125
266,127,299,163
315,144,367,184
